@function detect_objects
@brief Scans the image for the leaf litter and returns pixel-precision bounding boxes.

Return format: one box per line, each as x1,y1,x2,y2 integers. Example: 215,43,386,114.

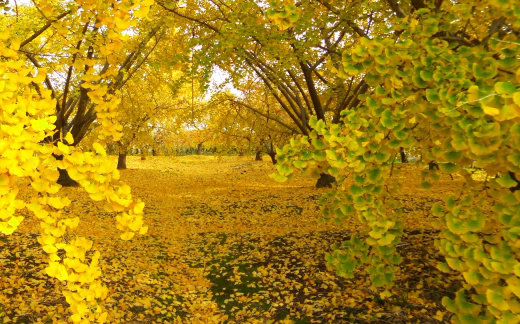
0,156,473,323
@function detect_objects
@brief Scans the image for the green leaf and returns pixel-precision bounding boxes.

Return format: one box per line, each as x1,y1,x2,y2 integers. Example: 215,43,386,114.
367,169,383,182
315,119,326,132
442,296,458,313
313,139,325,149
415,8,430,15
437,262,451,273
457,314,482,324
272,173,287,182
486,289,509,311
349,185,364,196
507,153,520,167
432,203,444,216
455,289,482,315
377,233,395,246
276,164,293,176
472,58,497,79
309,116,318,128
313,151,326,161
347,140,359,151
444,151,463,163
495,82,517,95
292,160,307,169
462,270,483,285
439,163,459,173
354,175,365,185
420,70,434,82
496,173,518,188
375,152,391,163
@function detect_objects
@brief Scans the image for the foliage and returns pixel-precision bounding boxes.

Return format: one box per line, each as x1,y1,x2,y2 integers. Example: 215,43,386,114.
205,82,293,157
274,0,520,322
158,0,368,138
0,0,154,321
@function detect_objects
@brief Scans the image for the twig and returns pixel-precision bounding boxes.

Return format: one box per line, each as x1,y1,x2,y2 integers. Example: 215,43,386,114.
446,94,497,112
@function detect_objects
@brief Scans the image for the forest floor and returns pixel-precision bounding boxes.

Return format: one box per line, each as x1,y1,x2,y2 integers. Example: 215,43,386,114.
0,156,476,323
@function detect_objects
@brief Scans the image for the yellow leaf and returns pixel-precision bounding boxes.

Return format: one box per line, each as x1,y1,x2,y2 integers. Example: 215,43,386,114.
133,201,145,214
42,245,58,254
482,105,500,116
57,142,71,154
120,232,135,240
115,17,131,30
46,262,68,281
0,28,10,40
98,312,108,323
31,180,49,193
7,216,24,227
134,5,150,18
33,68,47,84
70,314,82,323
92,143,107,156
64,132,74,145
434,311,444,321
380,290,392,299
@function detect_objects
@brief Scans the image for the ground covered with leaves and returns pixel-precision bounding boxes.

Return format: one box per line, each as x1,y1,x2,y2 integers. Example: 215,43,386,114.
0,156,476,323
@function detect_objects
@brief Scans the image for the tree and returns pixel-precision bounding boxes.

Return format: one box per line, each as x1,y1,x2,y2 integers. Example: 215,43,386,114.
0,0,154,321
4,0,167,185
111,67,182,169
274,0,520,321
206,82,294,163
158,0,377,186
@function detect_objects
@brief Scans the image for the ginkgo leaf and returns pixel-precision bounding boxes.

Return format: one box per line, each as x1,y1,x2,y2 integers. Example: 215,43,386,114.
93,143,107,156
64,132,74,145
496,173,517,188
120,232,135,240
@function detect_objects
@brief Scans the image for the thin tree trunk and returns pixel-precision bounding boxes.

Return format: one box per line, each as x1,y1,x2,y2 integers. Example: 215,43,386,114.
54,155,79,187
197,143,203,155
400,147,408,163
255,150,262,161
152,149,157,156
117,152,127,170
429,161,439,170
316,173,335,188
141,151,146,160
268,152,277,165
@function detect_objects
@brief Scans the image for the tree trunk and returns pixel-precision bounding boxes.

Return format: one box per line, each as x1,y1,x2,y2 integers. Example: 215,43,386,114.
54,155,79,187
117,153,127,170
400,147,408,163
428,161,439,170
239,150,244,157
255,151,262,161
197,143,203,155
268,151,277,165
141,151,146,160
316,173,336,188
152,149,157,156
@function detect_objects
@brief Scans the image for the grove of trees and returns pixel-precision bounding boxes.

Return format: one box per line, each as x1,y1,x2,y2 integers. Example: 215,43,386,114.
1,0,519,322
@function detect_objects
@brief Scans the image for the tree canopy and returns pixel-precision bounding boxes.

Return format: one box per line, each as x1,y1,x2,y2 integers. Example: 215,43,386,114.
1,0,520,322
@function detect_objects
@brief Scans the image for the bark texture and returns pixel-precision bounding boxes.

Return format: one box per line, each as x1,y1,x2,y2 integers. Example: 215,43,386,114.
400,147,408,163
54,155,79,187
117,153,127,170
